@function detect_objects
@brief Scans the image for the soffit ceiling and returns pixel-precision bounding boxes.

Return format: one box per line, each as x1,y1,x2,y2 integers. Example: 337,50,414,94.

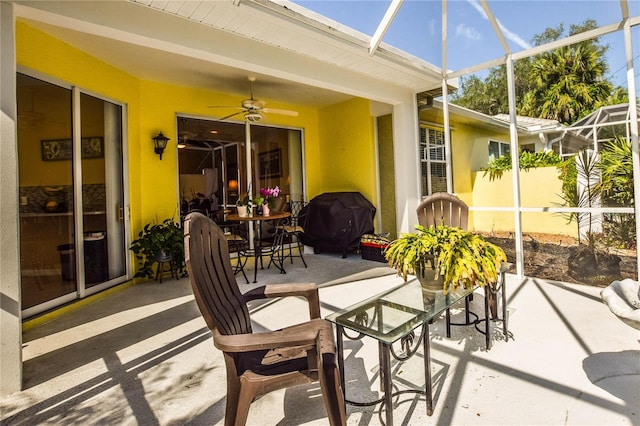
14,0,444,108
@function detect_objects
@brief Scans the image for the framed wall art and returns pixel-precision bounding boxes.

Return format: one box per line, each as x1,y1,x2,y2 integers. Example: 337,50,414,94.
41,137,104,161
258,148,282,178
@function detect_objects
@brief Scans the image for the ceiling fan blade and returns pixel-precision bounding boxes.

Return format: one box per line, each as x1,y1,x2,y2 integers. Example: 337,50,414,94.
218,111,244,121
262,108,299,117
207,105,244,110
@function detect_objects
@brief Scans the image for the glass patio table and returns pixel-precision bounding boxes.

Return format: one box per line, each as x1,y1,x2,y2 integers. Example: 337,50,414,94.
326,279,485,425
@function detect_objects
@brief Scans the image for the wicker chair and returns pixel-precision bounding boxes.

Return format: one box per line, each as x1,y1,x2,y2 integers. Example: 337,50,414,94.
183,212,346,426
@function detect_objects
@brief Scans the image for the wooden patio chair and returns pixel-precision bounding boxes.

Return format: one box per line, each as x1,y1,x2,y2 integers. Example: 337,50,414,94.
416,192,492,320
416,192,469,229
183,212,346,426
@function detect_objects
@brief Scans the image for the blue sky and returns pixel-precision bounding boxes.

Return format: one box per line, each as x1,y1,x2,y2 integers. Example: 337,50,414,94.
294,0,640,92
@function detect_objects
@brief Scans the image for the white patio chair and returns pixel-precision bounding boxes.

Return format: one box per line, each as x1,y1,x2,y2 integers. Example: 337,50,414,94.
600,279,640,330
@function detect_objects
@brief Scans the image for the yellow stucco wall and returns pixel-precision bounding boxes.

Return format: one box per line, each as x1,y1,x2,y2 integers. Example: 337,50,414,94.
136,81,318,224
17,22,140,186
471,167,577,237
317,98,378,212
419,108,576,237
16,22,323,274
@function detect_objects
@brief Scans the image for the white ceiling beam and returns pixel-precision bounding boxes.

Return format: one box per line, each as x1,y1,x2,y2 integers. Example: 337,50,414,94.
620,0,629,19
511,18,638,61
448,16,640,79
442,0,448,73
448,56,505,79
369,0,404,56
480,0,510,54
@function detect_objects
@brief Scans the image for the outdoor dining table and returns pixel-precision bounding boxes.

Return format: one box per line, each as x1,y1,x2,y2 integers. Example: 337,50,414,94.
326,267,510,425
225,211,291,283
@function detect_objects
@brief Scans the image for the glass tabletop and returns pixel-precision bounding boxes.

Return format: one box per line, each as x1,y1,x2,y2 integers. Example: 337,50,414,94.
326,279,471,344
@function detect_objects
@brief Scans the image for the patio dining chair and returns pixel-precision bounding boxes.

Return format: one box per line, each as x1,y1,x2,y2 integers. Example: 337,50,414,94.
183,212,346,426
277,200,309,267
224,222,250,284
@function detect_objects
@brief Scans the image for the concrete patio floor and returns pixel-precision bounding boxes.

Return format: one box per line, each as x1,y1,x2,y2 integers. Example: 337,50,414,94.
1,252,639,425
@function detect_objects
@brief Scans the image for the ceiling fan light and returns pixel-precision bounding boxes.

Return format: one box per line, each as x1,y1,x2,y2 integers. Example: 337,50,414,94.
245,112,262,122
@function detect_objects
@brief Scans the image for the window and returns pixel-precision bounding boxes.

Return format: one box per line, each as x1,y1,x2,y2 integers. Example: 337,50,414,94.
420,127,447,196
488,140,510,161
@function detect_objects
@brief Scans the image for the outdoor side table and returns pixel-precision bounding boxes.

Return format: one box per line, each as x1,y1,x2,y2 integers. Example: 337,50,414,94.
446,262,512,349
326,279,479,425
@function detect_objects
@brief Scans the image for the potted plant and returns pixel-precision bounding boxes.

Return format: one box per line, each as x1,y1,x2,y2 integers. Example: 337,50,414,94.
259,186,280,216
130,218,185,279
384,224,507,294
236,193,252,217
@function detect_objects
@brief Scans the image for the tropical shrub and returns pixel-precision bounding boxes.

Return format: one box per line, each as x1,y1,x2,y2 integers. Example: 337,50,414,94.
482,150,563,181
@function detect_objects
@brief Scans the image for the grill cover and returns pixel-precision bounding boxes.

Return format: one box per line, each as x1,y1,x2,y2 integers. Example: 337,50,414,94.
299,192,376,256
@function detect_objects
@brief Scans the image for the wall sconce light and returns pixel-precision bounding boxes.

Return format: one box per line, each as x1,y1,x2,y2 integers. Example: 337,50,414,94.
152,132,170,160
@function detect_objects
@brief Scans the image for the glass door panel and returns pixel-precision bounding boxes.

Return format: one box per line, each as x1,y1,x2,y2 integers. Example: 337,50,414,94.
80,93,126,288
17,74,76,309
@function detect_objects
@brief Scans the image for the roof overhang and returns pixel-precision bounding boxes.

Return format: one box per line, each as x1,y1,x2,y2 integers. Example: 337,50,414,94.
13,0,447,107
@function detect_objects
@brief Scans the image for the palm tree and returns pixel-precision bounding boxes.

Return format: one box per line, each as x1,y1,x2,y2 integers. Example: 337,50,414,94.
530,44,612,124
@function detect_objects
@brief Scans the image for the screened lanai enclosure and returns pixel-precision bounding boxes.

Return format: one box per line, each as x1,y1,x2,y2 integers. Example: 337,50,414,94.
468,101,638,287
323,0,640,287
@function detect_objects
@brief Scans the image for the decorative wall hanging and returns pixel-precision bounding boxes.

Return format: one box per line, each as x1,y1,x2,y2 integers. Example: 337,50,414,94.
41,137,104,161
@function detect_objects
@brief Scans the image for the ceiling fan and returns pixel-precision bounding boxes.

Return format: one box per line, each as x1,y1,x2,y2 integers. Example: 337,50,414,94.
208,76,298,122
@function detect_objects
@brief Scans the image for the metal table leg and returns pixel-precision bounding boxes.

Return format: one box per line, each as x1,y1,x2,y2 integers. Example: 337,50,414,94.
484,286,491,350
336,325,346,402
445,308,451,337
423,322,433,416
379,341,393,426
502,270,508,340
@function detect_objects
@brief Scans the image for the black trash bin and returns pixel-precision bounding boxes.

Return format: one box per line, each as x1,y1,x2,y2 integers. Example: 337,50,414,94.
84,232,108,284
57,243,76,281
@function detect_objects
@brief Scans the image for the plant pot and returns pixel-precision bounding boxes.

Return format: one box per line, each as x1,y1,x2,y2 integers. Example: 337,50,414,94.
155,250,173,262
262,204,270,217
237,205,248,218
416,264,444,292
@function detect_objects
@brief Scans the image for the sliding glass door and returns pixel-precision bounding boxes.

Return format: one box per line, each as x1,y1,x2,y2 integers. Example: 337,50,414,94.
18,72,129,317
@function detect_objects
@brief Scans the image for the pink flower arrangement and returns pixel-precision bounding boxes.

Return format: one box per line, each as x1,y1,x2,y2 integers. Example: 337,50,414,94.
260,186,280,206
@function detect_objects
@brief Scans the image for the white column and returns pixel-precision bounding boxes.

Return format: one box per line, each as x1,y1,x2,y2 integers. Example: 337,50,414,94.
0,1,23,395
506,54,524,278
442,80,453,194
392,92,420,234
623,19,639,281
287,130,303,201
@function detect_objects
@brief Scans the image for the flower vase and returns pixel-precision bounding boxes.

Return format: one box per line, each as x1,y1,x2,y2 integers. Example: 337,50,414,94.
237,205,248,218
262,204,270,217
256,204,263,216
